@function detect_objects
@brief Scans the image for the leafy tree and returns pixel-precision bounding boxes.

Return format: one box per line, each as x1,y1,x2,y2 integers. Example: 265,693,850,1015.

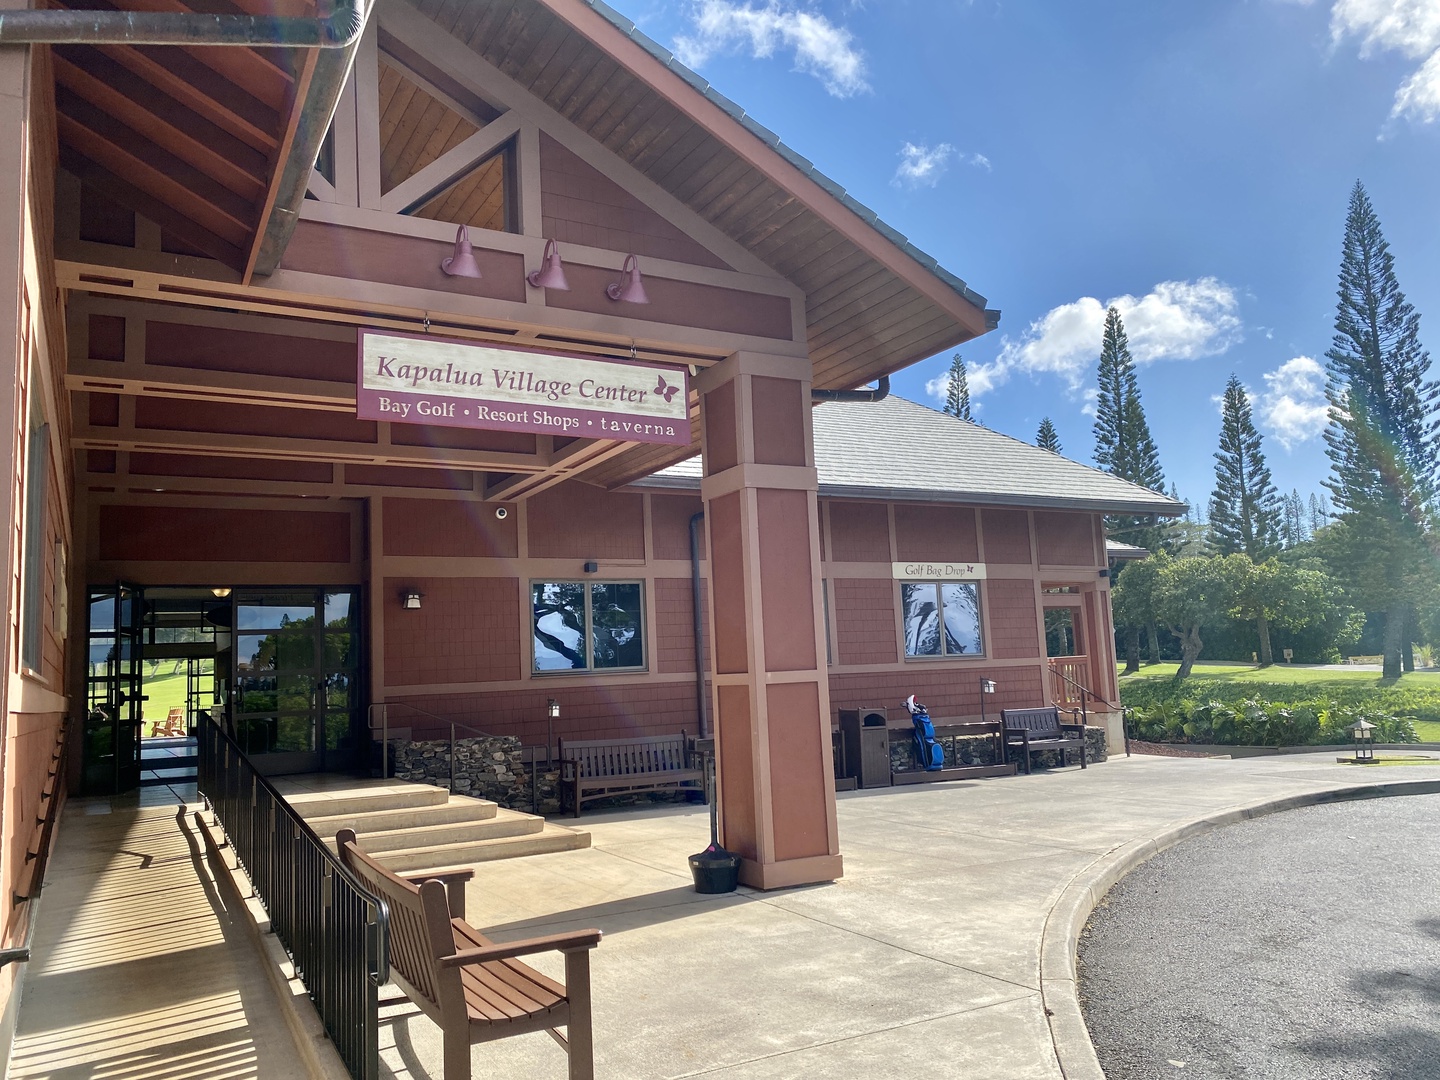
1152,555,1247,680
1209,375,1283,559
1228,556,1331,666
943,353,972,420
1111,553,1167,674
1323,181,1440,678
1036,417,1061,453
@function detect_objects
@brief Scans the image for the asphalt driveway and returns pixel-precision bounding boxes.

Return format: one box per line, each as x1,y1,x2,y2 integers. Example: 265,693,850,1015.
1079,793,1440,1079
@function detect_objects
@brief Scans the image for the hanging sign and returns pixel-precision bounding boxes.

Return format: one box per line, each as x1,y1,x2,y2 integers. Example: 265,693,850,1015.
356,330,691,446
892,562,988,581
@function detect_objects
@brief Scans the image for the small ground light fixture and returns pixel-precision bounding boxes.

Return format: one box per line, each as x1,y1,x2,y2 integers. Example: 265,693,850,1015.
402,590,422,610
1350,718,1376,763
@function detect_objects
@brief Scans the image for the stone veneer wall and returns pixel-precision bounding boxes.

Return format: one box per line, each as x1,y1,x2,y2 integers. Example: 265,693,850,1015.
386,735,562,814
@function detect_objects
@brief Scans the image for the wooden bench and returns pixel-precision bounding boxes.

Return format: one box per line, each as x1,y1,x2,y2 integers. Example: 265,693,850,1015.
336,828,601,1080
558,732,704,817
1002,707,1087,774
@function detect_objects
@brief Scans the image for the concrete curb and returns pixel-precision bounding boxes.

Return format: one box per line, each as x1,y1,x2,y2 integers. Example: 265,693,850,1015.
189,808,352,1080
1037,777,1440,1079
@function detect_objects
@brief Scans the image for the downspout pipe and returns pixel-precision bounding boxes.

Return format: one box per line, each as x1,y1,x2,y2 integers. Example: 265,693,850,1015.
810,374,889,403
0,2,366,48
689,511,708,739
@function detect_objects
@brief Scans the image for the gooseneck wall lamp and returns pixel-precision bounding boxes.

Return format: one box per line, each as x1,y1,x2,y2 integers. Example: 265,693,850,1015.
526,239,570,291
606,254,650,304
440,225,482,278
441,231,650,305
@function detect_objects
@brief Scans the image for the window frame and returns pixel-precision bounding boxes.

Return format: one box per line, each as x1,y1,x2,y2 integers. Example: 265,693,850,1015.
530,579,648,676
899,579,986,660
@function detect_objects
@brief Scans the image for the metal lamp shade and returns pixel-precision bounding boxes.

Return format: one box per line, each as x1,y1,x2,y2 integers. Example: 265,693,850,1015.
440,225,482,278
605,254,649,304
526,239,570,290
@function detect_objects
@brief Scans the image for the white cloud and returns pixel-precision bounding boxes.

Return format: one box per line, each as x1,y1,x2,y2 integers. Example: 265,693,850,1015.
893,144,990,187
894,142,954,187
674,1,869,97
971,277,1244,396
1392,45,1440,121
1257,355,1331,449
1321,0,1440,124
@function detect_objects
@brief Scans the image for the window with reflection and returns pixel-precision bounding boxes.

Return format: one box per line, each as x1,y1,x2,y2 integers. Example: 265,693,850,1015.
231,588,359,759
901,581,984,658
532,581,645,673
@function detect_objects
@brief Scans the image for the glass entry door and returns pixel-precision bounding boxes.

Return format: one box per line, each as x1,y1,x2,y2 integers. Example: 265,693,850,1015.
233,589,360,775
84,583,145,793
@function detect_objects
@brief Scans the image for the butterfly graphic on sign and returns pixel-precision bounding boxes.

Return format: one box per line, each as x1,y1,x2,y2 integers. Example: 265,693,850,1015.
654,375,680,404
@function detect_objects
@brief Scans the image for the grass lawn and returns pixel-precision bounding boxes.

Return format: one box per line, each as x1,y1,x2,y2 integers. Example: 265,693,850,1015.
1117,662,1440,687
140,668,189,724
1118,662,1440,729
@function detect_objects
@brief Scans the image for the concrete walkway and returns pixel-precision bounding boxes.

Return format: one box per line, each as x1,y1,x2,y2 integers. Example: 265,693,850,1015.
378,751,1440,1080
13,753,1440,1080
8,790,315,1080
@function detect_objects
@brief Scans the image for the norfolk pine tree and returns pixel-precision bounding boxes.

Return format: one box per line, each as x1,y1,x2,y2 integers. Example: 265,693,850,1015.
943,354,972,421
1093,306,1169,662
1323,182,1440,679
1036,417,1061,453
1209,374,1283,559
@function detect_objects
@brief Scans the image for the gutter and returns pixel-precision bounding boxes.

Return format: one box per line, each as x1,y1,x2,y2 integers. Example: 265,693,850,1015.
689,512,708,739
0,3,365,48
811,375,889,404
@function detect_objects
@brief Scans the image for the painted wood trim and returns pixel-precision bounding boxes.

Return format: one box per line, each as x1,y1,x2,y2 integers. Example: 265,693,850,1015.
376,111,522,215
377,1,780,282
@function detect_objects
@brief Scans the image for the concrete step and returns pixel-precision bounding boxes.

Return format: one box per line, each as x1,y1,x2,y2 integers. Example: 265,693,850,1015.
321,811,542,854
370,818,591,872
280,782,451,819
302,795,499,835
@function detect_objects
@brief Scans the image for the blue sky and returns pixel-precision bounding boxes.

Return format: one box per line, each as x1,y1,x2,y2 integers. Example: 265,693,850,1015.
626,0,1440,514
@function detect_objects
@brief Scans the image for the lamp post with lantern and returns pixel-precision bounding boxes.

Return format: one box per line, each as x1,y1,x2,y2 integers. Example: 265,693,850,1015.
1349,718,1376,763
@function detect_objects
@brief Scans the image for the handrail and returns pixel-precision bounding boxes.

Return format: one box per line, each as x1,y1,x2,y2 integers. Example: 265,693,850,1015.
0,719,68,969
197,714,388,1080
1048,662,1129,757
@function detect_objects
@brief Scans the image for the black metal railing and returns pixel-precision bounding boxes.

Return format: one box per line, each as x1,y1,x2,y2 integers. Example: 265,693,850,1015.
197,715,389,1080
1049,664,1129,757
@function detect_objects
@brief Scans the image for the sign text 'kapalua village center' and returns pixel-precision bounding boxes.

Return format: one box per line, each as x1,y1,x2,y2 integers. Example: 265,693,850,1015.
0,0,1183,1068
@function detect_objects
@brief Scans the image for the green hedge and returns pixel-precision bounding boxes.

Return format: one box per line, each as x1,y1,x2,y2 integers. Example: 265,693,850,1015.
1121,678,1440,724
1126,697,1418,747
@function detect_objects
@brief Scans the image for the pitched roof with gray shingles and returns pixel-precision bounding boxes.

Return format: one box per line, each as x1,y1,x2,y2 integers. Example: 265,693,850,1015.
639,395,1187,516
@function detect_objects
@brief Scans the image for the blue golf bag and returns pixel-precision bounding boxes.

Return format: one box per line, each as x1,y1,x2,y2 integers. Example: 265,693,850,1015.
903,695,944,771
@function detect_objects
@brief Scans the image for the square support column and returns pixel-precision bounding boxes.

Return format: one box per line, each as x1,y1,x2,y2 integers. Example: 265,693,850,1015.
698,351,842,890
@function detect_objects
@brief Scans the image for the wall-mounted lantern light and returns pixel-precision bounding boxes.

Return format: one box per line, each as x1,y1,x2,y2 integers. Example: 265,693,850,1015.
402,590,423,610
606,254,650,304
440,225,482,278
526,239,570,291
